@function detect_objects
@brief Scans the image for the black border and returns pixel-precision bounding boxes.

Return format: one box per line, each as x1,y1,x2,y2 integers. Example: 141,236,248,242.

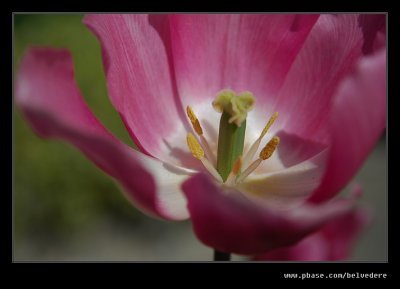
5,0,395,13
3,7,12,266
4,0,396,283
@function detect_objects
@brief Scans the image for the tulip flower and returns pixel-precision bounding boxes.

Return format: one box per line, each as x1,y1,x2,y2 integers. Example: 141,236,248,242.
15,14,386,260
254,200,371,261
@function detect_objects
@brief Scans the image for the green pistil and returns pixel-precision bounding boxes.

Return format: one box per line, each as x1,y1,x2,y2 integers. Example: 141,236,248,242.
214,90,255,182
216,112,246,181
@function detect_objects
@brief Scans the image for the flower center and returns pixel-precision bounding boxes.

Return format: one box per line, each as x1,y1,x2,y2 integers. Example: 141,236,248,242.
186,89,279,186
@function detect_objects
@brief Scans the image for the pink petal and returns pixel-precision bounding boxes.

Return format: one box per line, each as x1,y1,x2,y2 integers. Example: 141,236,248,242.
254,206,370,261
257,130,327,171
358,14,386,54
239,148,328,210
15,48,190,221
309,48,386,203
275,15,364,143
83,14,194,169
169,14,318,112
182,173,356,255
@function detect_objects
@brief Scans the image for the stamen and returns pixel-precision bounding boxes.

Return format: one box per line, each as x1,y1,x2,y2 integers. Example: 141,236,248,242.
201,158,223,183
237,136,280,183
242,112,278,169
232,156,243,175
187,133,204,160
185,89,283,186
260,136,280,160
261,112,278,138
236,159,262,183
200,136,217,166
186,106,203,135
186,106,216,165
186,133,222,183
225,156,242,186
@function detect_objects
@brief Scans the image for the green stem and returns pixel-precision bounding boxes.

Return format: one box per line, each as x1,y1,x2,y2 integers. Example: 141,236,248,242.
214,250,231,261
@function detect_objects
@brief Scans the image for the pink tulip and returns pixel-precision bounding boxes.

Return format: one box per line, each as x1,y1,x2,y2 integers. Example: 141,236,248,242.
15,14,386,259
254,198,371,261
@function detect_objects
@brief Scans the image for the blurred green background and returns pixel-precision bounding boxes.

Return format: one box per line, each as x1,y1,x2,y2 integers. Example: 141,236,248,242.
13,14,387,261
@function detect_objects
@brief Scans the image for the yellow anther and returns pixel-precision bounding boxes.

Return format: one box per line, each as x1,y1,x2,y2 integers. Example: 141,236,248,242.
238,136,280,183
242,111,279,170
260,112,278,138
259,136,280,160
187,133,204,160
186,106,203,135
224,156,242,186
232,156,242,175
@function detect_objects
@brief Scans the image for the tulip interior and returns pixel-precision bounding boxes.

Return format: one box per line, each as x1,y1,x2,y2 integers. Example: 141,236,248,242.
186,89,280,187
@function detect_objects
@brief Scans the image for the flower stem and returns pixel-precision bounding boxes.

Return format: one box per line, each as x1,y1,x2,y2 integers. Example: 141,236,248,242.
214,249,231,261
